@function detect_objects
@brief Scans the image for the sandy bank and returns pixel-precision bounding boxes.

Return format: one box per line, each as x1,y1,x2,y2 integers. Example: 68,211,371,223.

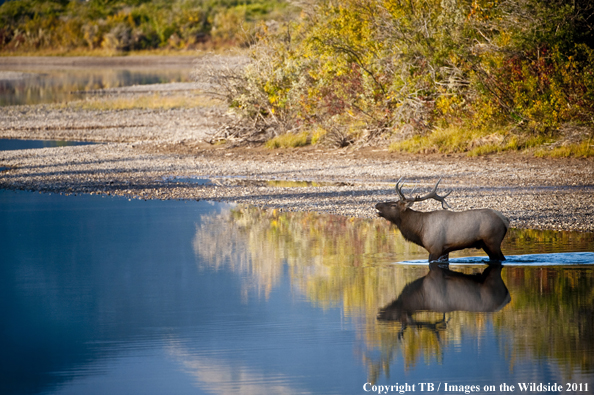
0,57,592,232
1,133,592,231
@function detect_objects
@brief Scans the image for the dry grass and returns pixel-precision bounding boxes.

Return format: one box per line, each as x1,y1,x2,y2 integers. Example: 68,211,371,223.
387,124,594,157
535,141,594,158
64,93,222,111
265,132,310,149
389,125,510,155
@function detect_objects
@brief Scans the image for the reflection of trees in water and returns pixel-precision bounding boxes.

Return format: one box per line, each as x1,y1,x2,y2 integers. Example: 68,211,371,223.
193,206,427,302
0,69,190,105
193,206,594,381
192,208,284,299
504,228,594,255
192,206,387,299
497,266,594,373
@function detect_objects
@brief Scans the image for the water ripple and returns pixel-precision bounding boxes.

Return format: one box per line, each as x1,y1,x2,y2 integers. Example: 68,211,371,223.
398,252,594,266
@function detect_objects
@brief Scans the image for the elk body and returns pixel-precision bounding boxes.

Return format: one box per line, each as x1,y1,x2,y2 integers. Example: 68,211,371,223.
376,178,509,262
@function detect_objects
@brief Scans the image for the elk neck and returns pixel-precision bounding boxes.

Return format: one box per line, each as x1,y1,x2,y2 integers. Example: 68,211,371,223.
396,208,425,247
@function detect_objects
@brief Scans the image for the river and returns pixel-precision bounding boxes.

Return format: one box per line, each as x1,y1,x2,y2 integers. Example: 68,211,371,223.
1,189,593,394
0,67,192,106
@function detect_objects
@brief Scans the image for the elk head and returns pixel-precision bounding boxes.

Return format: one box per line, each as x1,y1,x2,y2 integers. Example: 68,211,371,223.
375,177,451,224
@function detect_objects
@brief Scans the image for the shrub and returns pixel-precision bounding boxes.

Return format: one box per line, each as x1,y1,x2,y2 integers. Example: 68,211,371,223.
222,0,594,154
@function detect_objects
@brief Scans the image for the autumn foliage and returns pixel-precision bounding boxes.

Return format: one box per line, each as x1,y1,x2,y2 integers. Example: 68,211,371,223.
227,0,594,154
0,0,289,52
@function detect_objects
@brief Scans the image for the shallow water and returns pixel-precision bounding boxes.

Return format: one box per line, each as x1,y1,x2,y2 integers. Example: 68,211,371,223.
0,68,192,106
162,175,351,188
400,252,594,266
0,139,95,151
1,190,593,395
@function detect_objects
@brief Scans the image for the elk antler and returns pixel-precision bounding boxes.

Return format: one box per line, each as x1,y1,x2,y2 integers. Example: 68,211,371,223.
395,177,407,200
396,177,451,209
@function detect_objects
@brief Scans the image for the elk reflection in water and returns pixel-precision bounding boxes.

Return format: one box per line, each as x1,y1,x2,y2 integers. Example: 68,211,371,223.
377,263,510,331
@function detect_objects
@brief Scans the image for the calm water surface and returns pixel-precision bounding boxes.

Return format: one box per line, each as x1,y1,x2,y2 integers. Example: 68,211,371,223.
0,139,94,151
1,190,593,395
0,68,192,106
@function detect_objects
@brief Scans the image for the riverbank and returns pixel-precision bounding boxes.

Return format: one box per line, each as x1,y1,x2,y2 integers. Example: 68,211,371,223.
0,56,593,232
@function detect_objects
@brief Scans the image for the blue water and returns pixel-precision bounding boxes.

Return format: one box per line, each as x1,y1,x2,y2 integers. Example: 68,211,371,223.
0,139,94,151
1,190,592,395
162,175,214,185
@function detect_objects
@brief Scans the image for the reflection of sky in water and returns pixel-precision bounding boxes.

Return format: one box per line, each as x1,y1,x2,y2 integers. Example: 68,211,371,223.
0,138,95,151
0,68,192,106
0,190,592,394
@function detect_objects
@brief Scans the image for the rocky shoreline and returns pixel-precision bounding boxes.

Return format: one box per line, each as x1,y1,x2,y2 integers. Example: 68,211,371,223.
1,56,593,232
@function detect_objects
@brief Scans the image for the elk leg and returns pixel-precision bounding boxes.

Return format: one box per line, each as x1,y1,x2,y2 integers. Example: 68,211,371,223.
483,244,506,262
428,251,449,262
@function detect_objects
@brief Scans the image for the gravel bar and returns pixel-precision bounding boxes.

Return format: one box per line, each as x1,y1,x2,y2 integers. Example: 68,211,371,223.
1,83,593,232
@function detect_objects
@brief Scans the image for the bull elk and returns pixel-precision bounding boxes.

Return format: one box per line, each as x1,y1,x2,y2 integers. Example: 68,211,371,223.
375,178,509,262
377,263,511,324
